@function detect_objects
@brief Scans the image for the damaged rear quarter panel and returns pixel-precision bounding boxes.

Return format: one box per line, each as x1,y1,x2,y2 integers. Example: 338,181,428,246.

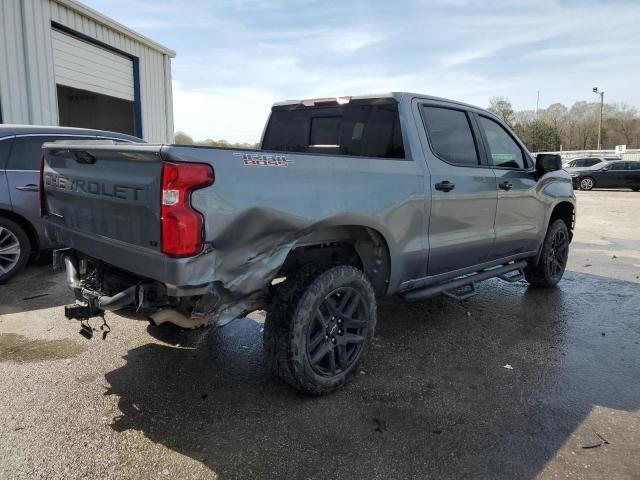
162,146,428,297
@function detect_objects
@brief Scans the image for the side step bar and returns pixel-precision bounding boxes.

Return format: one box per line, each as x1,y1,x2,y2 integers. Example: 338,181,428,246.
404,261,527,302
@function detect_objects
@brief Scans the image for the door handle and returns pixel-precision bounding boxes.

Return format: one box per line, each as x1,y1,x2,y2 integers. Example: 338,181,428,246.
498,181,513,191
15,184,39,192
434,181,455,192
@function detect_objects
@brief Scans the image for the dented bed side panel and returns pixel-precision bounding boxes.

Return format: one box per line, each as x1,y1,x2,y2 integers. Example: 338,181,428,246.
162,144,429,296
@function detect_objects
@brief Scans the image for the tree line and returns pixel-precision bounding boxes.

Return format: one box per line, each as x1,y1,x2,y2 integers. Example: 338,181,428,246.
174,131,257,149
488,97,640,152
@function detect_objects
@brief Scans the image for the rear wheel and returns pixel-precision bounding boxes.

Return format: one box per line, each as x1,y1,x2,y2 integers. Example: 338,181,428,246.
631,187,640,192
0,218,31,284
524,219,570,288
264,265,376,395
579,177,595,191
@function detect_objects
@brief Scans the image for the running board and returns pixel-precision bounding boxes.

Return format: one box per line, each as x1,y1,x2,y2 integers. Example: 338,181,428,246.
404,261,527,302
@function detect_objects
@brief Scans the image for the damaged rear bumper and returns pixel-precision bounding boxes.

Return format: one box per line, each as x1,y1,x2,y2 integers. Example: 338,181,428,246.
48,223,215,296
56,249,149,320
54,249,265,327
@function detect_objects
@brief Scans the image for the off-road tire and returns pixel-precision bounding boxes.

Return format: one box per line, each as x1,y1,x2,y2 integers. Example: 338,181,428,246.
579,176,595,191
0,218,31,284
524,219,570,288
264,265,377,396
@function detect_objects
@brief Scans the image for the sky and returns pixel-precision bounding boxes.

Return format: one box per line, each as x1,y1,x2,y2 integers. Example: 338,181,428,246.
84,0,640,144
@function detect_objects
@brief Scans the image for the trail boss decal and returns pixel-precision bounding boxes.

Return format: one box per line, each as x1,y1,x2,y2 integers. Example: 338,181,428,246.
234,152,292,167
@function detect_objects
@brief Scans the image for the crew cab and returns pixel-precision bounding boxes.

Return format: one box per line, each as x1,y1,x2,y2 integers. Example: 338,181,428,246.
42,93,575,395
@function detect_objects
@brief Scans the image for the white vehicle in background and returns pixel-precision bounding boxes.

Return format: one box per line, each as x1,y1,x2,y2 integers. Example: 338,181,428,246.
563,156,619,174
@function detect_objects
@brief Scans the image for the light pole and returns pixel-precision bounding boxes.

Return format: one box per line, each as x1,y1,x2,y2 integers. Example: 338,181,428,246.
592,87,604,150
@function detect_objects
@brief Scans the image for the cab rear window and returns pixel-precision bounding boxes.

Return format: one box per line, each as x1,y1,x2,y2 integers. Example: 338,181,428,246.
262,104,405,159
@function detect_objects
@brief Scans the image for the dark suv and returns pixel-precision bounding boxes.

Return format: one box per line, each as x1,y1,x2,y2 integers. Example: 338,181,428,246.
571,160,640,191
0,125,140,283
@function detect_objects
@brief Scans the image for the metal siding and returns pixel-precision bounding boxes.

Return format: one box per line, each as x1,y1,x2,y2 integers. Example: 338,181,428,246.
164,55,175,142
0,0,173,142
52,29,134,101
0,0,30,123
24,0,58,124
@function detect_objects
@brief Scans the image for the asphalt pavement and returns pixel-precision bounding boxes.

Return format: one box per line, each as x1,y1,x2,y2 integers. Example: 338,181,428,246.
1,190,639,479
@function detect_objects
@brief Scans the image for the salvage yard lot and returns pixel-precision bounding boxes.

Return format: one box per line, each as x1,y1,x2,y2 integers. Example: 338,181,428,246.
1,190,639,480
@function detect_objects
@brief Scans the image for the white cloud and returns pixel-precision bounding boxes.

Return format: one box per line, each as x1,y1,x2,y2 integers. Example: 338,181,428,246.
83,0,640,141
328,31,387,52
172,83,274,144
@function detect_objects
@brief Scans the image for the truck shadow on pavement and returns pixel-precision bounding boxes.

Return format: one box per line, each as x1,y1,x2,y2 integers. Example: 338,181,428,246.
103,271,640,479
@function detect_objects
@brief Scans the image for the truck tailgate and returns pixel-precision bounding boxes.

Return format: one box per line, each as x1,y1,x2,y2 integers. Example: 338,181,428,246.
42,143,163,250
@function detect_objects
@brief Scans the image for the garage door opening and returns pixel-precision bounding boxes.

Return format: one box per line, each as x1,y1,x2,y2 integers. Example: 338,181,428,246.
57,85,136,135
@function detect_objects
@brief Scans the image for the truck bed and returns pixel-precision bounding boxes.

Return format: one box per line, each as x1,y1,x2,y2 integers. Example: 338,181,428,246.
42,142,425,297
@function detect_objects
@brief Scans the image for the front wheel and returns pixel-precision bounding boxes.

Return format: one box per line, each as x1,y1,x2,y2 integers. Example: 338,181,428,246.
631,187,640,192
579,176,595,191
264,265,377,395
524,219,570,288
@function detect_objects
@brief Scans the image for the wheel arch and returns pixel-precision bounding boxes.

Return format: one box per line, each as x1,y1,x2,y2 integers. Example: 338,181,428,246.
0,209,39,253
530,200,575,275
548,201,575,240
277,225,392,297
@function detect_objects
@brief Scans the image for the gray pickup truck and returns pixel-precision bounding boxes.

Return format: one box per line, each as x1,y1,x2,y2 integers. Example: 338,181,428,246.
42,92,575,395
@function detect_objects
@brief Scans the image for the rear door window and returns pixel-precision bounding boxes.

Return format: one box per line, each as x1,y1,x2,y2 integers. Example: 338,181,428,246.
628,162,640,171
7,135,98,170
262,104,405,159
584,158,601,167
0,138,14,170
478,116,526,169
609,162,627,171
572,159,586,167
7,136,63,170
421,106,479,166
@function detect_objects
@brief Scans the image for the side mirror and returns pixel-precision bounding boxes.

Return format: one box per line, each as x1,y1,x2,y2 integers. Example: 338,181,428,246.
536,154,562,174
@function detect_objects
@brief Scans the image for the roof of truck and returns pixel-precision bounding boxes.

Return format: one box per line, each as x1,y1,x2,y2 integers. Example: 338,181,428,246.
0,124,141,142
272,92,487,113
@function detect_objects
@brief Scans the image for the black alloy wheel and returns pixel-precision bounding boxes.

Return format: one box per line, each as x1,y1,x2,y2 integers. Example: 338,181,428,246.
264,265,377,395
546,227,569,282
306,286,369,377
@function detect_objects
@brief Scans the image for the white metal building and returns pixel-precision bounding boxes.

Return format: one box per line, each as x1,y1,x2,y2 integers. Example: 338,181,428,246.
0,0,175,142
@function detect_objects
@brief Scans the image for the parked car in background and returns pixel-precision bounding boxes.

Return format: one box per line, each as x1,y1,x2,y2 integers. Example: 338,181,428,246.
571,160,640,191
563,156,619,174
0,125,141,283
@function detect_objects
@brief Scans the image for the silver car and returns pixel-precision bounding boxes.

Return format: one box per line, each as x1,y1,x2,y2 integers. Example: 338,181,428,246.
0,125,140,283
563,156,619,174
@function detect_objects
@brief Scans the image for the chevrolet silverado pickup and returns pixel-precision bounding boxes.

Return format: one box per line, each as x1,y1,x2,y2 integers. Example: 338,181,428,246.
42,92,575,395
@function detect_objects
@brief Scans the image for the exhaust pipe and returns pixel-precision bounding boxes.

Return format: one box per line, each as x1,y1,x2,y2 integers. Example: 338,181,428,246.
63,254,83,291
61,252,139,315
97,286,138,310
149,309,208,329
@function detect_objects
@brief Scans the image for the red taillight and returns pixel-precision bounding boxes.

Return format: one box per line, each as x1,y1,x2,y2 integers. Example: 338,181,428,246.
39,154,45,216
160,162,214,257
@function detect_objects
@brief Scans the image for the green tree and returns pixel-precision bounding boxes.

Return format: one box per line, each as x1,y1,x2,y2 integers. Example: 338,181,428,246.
173,132,258,149
607,103,639,147
488,96,515,126
174,131,195,145
513,119,560,152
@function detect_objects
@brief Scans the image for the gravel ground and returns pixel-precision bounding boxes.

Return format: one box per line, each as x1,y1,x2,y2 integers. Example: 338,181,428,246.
0,190,639,480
